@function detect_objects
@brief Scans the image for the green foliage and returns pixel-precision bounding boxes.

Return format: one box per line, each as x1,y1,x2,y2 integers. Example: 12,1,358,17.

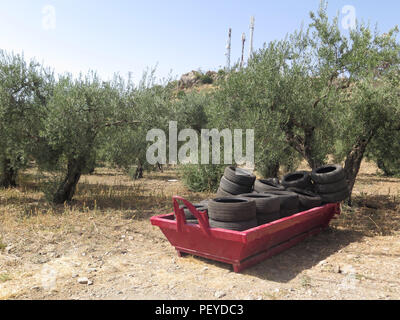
0,51,54,187
199,74,213,84
180,163,225,192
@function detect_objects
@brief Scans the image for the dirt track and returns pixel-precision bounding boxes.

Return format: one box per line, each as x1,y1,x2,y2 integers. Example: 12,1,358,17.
1,162,400,300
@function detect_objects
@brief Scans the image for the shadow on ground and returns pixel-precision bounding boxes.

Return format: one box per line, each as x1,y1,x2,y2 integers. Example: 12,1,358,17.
178,228,364,283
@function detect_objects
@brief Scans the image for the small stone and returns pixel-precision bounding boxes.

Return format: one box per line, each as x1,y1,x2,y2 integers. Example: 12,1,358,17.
334,265,341,273
87,268,97,273
77,277,89,284
317,260,328,266
31,286,41,291
128,236,134,241
5,245,13,254
341,265,355,275
72,273,79,278
88,280,93,286
215,291,226,299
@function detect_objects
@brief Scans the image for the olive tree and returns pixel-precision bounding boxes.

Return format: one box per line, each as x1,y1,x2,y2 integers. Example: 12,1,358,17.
40,72,137,204
207,2,400,200
0,51,53,188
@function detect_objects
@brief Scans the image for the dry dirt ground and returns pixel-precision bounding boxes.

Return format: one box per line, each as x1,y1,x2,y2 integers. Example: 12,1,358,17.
1,162,400,300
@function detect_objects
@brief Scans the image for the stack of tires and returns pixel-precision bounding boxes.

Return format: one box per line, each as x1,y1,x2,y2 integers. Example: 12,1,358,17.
208,197,258,231
240,193,280,225
217,166,256,197
311,165,349,203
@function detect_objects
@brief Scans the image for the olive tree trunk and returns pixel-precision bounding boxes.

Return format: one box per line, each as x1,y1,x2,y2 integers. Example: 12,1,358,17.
53,157,86,204
344,135,373,205
0,158,17,188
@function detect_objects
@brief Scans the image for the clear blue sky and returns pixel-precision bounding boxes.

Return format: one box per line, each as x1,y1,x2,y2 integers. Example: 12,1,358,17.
0,0,399,83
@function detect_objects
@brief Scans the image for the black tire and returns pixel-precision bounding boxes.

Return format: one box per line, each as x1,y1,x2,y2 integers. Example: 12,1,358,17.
262,190,299,211
280,207,300,218
209,218,258,231
208,197,257,222
320,187,350,204
239,193,280,215
186,219,199,225
311,164,345,184
254,179,286,193
287,188,322,210
198,199,210,208
281,171,312,189
216,187,233,197
314,179,348,194
177,204,207,220
220,176,252,195
257,212,280,226
224,166,256,187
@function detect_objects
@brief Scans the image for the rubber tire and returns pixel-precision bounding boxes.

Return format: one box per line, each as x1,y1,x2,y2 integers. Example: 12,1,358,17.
262,190,299,211
220,176,252,195
208,197,257,222
177,204,207,220
254,179,286,193
216,187,233,197
198,199,210,208
311,164,346,184
224,166,256,187
320,187,350,204
186,219,199,225
314,179,348,194
286,188,322,209
281,171,312,189
280,207,300,218
239,193,280,215
257,212,280,226
209,218,258,231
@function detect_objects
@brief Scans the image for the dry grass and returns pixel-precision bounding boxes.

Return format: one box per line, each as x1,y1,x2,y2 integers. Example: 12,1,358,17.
1,160,400,300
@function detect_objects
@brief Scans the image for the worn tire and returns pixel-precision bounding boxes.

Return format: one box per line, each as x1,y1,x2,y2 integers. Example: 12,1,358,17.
239,193,280,215
263,190,299,218
257,212,280,226
314,179,348,194
208,197,257,222
198,199,210,208
220,176,252,195
209,218,258,231
311,165,345,184
186,219,199,225
287,188,322,210
177,204,207,220
224,166,256,187
280,207,300,218
320,187,350,204
254,179,286,193
216,187,233,197
281,171,312,189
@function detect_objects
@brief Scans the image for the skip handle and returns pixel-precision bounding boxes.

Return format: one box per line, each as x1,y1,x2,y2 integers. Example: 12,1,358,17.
173,196,210,236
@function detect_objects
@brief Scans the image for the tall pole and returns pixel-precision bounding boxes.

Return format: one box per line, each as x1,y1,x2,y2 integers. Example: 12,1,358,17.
240,32,246,68
226,28,232,70
249,16,255,58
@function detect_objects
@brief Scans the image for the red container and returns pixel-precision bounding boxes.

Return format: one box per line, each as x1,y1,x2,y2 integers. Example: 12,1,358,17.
151,196,341,273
